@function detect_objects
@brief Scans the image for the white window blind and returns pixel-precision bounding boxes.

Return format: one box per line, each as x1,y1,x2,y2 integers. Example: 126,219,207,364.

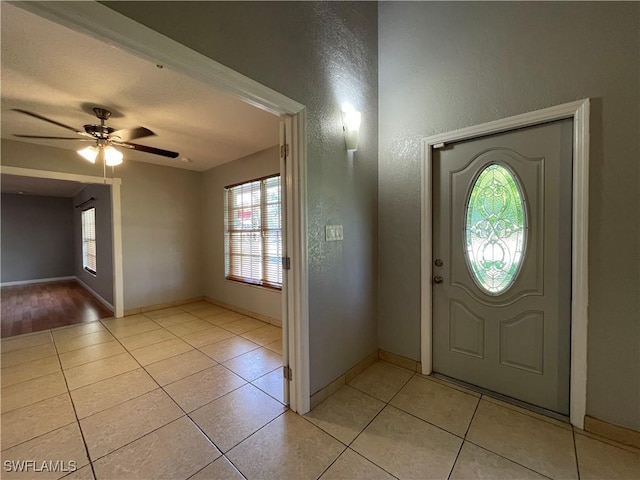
225,175,282,289
81,207,97,274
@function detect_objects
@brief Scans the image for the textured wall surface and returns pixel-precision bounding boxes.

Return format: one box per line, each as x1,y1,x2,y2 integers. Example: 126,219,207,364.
104,1,380,393
1,193,74,282
1,140,203,310
73,184,114,304
202,146,282,321
117,157,203,309
378,2,639,430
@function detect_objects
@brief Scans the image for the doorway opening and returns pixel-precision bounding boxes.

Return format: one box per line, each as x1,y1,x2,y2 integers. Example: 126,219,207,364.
0,166,125,322
420,99,590,428
0,173,117,336
9,1,310,414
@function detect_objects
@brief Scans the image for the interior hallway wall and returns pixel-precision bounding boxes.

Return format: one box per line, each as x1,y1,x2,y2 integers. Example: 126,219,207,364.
72,183,114,305
0,193,74,282
378,2,640,430
202,146,281,321
1,139,203,310
104,1,380,394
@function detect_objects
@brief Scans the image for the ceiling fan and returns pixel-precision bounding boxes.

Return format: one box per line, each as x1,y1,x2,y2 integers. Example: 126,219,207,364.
12,107,179,166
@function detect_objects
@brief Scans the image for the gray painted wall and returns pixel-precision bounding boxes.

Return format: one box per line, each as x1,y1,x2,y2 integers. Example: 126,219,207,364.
104,1,380,393
73,184,114,305
1,139,203,310
202,146,282,321
378,2,639,430
1,193,74,282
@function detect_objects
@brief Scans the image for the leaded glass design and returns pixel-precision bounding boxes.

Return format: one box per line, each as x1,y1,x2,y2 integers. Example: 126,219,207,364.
465,164,527,295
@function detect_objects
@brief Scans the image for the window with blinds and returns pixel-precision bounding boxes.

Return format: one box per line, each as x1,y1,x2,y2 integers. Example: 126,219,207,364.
224,175,282,289
81,207,97,275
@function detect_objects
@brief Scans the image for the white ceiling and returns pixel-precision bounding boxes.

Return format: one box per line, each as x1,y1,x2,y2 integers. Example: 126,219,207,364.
0,173,86,197
1,174,85,198
0,4,280,172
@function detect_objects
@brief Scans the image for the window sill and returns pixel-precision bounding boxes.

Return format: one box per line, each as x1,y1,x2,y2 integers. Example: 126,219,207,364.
225,277,282,293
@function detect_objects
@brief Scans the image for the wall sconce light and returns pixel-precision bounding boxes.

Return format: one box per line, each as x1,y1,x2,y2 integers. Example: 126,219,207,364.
342,106,361,152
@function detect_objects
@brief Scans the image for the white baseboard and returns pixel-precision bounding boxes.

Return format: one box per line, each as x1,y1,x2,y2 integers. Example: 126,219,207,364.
74,277,114,311
0,276,75,287
204,296,282,327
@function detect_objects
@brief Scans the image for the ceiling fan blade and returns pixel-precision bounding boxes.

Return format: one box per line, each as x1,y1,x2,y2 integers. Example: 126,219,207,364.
12,109,83,134
13,134,93,141
110,126,155,142
116,141,179,158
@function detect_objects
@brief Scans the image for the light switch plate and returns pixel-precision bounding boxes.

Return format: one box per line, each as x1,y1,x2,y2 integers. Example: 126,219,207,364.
326,225,344,241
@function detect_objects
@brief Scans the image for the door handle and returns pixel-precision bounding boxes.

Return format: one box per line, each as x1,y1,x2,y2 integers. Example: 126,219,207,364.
433,276,444,284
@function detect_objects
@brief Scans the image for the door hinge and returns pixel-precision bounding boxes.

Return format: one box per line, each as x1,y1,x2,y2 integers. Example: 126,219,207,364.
283,365,293,381
282,256,291,270
280,143,290,158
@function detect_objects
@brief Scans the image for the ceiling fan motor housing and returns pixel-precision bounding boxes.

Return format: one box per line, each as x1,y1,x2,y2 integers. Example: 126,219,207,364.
93,107,111,121
84,107,114,139
84,124,115,139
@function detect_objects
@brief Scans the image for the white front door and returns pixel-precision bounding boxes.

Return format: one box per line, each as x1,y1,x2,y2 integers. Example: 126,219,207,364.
432,119,573,414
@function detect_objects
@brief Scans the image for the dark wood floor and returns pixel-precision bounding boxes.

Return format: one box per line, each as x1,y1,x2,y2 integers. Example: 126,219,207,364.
1,280,113,338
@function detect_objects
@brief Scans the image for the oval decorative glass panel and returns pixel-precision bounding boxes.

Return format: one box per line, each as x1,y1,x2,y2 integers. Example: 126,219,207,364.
465,164,527,295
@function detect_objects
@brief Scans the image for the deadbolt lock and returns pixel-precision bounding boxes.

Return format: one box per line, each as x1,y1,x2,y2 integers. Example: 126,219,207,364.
433,276,444,284
434,259,443,267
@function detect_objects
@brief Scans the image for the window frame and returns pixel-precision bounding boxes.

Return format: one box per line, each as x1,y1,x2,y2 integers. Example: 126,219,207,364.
81,206,97,275
224,174,282,290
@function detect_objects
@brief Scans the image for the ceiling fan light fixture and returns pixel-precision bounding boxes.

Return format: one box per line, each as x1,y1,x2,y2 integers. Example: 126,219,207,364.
78,145,99,163
14,107,179,163
104,146,124,166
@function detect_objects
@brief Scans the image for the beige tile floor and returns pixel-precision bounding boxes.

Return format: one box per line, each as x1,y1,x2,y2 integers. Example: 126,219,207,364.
1,301,639,479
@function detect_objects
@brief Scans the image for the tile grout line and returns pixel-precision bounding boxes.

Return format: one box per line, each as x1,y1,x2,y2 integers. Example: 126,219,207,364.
426,372,574,432
376,381,471,442
247,366,287,406
219,454,249,480
50,327,99,480
463,393,482,438
66,314,199,468
461,394,557,480
56,308,276,408
572,426,582,480
479,395,572,431
461,438,556,480
312,443,349,479
0,355,61,390
316,365,562,480
185,455,248,480
0,338,79,454
573,428,640,455
218,409,290,478
75,326,221,475
316,366,560,480
446,394,482,480
90,309,282,477
316,370,417,479
3,324,109,374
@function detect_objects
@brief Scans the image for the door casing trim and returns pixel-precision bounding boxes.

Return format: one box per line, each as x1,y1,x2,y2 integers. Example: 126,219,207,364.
420,99,590,428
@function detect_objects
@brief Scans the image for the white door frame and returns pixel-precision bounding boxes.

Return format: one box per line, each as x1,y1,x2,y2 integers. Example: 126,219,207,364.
13,1,311,414
421,99,590,428
0,166,125,319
